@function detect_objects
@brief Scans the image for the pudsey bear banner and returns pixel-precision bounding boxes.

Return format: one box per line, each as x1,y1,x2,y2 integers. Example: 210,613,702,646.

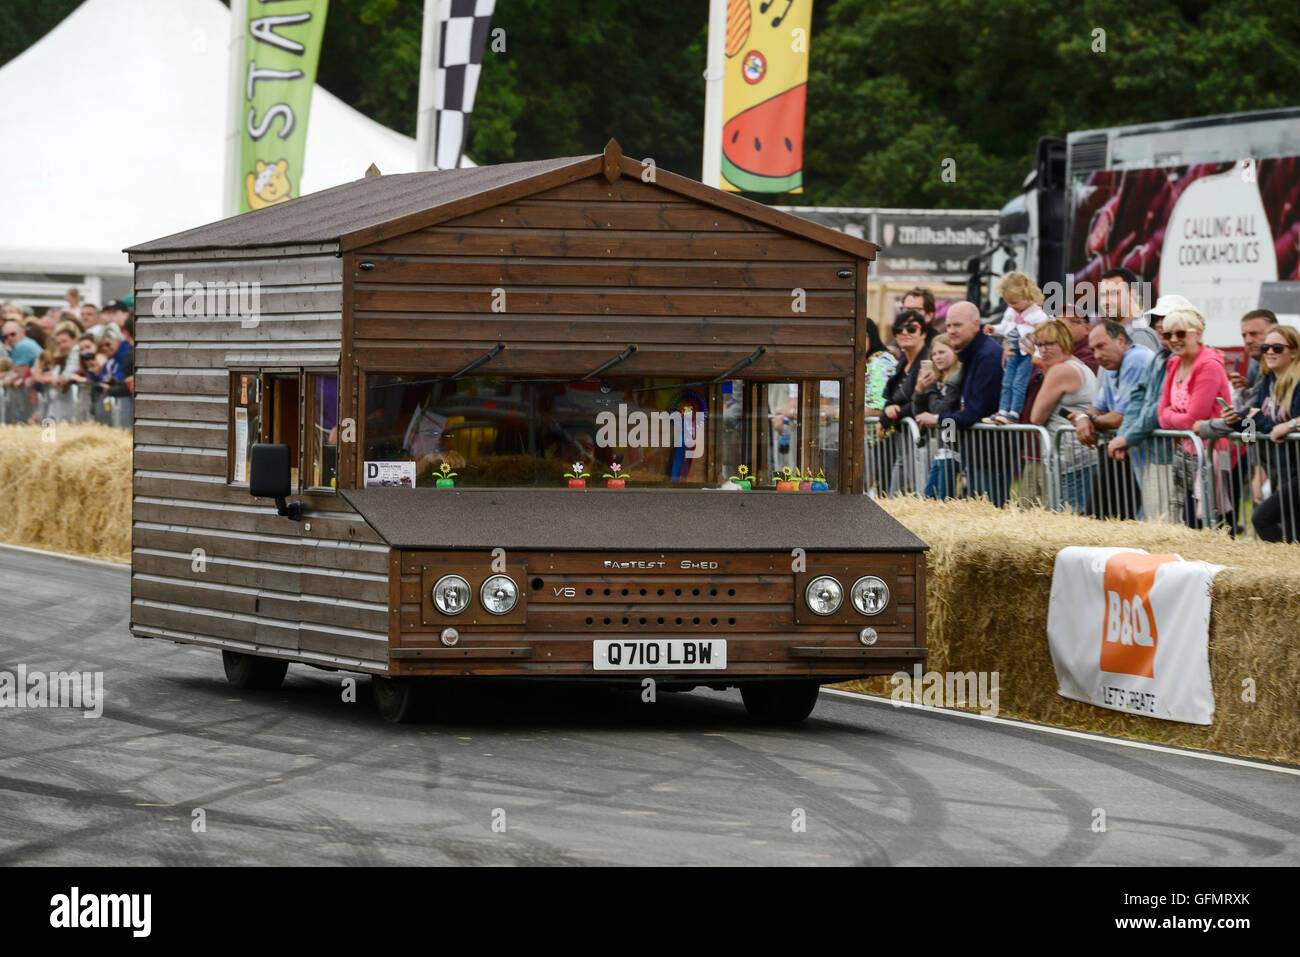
238,1,330,213
1047,547,1224,725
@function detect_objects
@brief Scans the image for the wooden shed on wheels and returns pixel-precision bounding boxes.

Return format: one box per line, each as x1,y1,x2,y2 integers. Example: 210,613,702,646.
125,139,927,723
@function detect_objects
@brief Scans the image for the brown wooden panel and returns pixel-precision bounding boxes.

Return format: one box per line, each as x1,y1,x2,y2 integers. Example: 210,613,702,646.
133,397,228,422
352,286,854,318
299,628,389,663
132,448,227,476
135,257,342,286
133,423,229,450
364,229,843,262
399,605,915,636
355,259,854,290
136,317,341,343
133,371,229,396
133,287,341,318
528,178,703,203
353,314,851,348
130,599,297,650
132,523,388,573
441,201,770,232
131,474,373,519
352,343,853,378
132,549,386,604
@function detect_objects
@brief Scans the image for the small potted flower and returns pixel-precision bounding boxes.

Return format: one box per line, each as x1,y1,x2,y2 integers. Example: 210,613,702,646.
797,467,814,492
728,464,752,490
602,462,626,489
811,468,829,492
776,466,798,491
434,462,457,488
563,461,591,489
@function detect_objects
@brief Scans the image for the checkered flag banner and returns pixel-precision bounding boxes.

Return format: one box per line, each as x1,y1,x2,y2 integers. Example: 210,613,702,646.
433,0,496,170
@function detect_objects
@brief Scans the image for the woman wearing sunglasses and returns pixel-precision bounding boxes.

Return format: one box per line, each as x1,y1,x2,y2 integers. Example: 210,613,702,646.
877,309,932,493
1225,326,1300,541
1027,318,1098,512
1156,308,1238,529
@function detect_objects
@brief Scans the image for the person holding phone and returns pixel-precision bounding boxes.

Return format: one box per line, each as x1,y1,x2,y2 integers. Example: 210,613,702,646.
1199,326,1300,541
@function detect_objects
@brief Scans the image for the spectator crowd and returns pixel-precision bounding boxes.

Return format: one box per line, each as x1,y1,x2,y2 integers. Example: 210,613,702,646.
864,273,1300,543
0,288,135,428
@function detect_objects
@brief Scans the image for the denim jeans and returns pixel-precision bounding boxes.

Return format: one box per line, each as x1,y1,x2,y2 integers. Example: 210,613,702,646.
924,458,961,500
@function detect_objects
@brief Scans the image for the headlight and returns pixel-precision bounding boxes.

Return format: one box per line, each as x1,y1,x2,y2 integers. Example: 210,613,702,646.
432,575,471,615
851,576,889,616
480,575,519,615
804,576,843,616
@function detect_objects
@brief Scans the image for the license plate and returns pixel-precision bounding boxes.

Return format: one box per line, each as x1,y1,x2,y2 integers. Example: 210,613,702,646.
592,639,727,671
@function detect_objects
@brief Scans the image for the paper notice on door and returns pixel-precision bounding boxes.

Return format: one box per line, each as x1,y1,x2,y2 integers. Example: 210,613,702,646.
233,407,249,483
364,461,417,487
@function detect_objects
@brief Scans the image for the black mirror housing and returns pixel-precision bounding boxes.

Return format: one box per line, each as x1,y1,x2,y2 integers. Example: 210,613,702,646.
250,443,291,498
249,443,301,520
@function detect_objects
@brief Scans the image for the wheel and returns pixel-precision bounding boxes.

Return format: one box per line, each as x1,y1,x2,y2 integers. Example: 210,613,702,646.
740,681,821,723
222,650,288,690
371,676,430,724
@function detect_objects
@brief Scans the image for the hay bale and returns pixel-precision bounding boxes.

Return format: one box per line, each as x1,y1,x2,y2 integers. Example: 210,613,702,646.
0,423,132,562
840,497,1300,766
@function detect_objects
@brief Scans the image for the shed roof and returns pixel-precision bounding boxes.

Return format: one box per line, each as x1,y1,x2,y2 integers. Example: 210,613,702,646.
341,487,926,552
126,140,878,261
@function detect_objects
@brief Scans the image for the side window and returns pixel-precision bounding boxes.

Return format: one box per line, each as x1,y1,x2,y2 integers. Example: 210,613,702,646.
307,372,339,489
230,373,261,484
266,373,301,489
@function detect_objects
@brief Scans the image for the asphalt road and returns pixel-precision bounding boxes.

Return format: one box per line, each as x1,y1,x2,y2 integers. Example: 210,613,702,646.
1,546,1296,866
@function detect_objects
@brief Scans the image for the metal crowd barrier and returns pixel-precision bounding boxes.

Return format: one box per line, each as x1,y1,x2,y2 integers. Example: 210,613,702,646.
0,383,130,427
1209,433,1300,543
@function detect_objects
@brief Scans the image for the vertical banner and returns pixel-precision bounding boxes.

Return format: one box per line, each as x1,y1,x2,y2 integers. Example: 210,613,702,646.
719,0,812,193
238,0,329,213
416,0,497,171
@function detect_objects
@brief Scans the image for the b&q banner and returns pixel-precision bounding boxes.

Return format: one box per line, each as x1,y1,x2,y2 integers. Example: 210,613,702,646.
720,0,812,193
238,1,329,213
1047,547,1224,725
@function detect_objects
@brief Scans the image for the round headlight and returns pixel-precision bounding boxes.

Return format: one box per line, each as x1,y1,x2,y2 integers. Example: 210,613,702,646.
805,576,843,616
851,576,890,616
432,575,471,615
480,575,519,615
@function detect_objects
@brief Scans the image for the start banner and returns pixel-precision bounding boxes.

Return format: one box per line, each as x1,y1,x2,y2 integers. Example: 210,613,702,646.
1046,547,1224,725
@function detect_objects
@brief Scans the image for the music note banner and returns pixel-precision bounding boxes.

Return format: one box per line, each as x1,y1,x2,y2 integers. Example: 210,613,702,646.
719,0,811,193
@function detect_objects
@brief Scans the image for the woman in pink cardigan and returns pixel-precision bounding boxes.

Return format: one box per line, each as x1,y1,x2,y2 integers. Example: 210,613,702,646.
1157,307,1237,528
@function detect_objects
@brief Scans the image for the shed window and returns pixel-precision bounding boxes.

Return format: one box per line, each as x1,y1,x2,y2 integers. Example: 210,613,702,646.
266,373,301,489
307,373,339,489
230,373,261,484
362,374,841,490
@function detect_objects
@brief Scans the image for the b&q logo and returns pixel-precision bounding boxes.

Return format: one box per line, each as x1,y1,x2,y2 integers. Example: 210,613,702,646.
1099,553,1180,678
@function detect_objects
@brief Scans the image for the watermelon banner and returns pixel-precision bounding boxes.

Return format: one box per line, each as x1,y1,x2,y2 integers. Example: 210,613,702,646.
720,0,812,194
237,0,329,213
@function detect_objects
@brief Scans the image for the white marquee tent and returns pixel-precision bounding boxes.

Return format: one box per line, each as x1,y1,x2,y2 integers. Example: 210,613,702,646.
0,0,423,307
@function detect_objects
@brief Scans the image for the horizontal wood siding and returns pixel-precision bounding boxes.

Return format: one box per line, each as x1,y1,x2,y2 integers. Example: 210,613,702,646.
350,175,858,382
391,549,919,678
130,252,390,672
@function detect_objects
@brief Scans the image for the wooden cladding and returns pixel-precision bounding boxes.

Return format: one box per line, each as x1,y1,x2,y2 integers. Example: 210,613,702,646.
348,174,859,383
393,549,919,678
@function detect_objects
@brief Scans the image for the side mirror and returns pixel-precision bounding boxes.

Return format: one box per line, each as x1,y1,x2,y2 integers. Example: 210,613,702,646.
249,443,301,520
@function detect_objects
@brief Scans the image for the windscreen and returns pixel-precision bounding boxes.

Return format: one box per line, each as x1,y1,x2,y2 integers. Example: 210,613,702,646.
362,374,842,490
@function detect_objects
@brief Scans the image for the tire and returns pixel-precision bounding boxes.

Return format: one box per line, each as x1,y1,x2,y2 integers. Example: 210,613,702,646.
222,650,288,691
740,681,821,723
372,676,430,724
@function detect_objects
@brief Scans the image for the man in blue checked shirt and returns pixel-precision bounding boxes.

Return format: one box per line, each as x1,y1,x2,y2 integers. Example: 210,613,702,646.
1069,321,1153,519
